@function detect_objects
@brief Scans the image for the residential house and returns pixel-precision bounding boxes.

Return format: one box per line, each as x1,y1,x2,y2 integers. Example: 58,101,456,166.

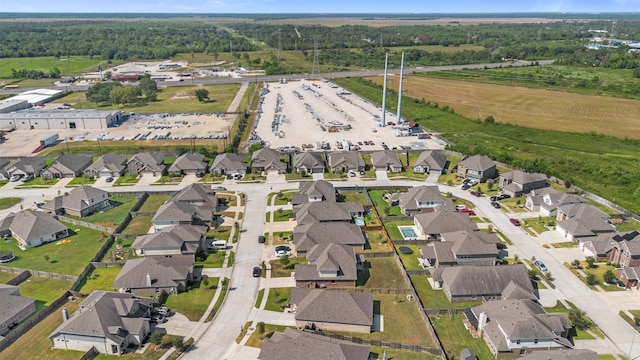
609,231,640,267
499,170,547,198
259,328,370,360
0,210,69,249
555,204,613,241
167,153,207,176
0,159,10,180
113,255,193,296
251,148,287,174
294,222,365,256
295,244,358,288
533,190,586,217
6,157,46,178
42,185,109,217
292,152,324,174
291,180,336,206
290,288,373,333
49,291,153,355
0,284,36,335
152,201,212,231
170,184,218,210
617,266,640,289
326,151,365,173
40,154,93,180
414,209,478,240
413,150,447,175
294,201,364,225
371,150,402,172
457,155,497,181
525,188,561,212
430,264,534,302
518,350,599,360
131,225,207,257
84,153,128,179
465,299,572,358
127,152,166,176
420,230,499,267
209,153,246,176
398,185,445,216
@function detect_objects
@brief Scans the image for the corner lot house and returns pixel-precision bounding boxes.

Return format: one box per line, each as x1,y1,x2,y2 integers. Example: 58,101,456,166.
42,185,109,217
534,190,586,217
292,152,325,174
555,204,613,240
465,299,573,358
290,288,373,333
398,185,445,216
168,152,207,176
152,201,212,231
292,180,336,206
113,255,194,296
413,150,447,175
49,291,153,355
251,148,287,174
41,154,93,180
0,210,69,249
499,170,547,198
84,153,128,179
295,244,358,288
456,155,496,181
371,150,402,172
127,152,166,176
0,284,36,335
209,153,246,176
259,328,370,360
326,151,365,173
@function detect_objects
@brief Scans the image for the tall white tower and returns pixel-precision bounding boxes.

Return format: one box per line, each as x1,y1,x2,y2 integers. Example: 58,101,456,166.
381,52,389,128
396,51,405,124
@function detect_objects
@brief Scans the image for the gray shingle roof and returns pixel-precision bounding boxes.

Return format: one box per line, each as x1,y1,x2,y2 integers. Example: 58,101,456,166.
298,180,336,202
295,202,362,225
86,153,128,174
458,155,495,172
327,151,365,170
295,244,357,282
413,150,447,172
113,255,193,290
371,150,402,169
44,154,93,175
259,328,370,360
557,204,612,237
294,222,365,253
414,209,478,235
293,152,324,170
129,152,166,173
422,230,498,265
49,291,153,344
152,201,210,224
43,185,107,213
251,148,287,171
7,157,46,175
168,153,207,173
398,185,443,212
8,210,68,244
291,288,373,327
433,264,533,297
0,284,35,329
518,349,599,360
170,184,218,208
501,170,547,185
132,225,206,252
209,153,246,173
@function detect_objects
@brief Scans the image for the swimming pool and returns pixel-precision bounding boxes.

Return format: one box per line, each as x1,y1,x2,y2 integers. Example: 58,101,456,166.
398,226,417,239
354,217,365,226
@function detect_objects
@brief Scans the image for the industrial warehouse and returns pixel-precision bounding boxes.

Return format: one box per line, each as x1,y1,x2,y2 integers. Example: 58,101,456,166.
0,109,125,130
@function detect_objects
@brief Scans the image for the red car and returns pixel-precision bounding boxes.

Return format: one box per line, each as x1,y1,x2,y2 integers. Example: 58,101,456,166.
510,218,521,226
458,208,476,216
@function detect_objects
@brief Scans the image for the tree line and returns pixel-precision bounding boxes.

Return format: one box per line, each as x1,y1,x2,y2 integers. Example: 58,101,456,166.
85,75,158,106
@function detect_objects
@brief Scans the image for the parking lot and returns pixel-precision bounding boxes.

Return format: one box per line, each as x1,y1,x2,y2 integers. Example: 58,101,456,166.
254,79,446,152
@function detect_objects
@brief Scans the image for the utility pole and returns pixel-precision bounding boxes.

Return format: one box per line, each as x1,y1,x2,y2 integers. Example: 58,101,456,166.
381,52,389,128
396,51,405,125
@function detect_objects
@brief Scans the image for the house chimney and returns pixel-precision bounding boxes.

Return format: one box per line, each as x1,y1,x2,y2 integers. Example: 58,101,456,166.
62,308,68,321
146,273,152,286
478,312,487,332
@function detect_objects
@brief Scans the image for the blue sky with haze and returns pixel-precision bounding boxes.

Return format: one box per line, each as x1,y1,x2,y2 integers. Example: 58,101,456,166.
3,0,640,13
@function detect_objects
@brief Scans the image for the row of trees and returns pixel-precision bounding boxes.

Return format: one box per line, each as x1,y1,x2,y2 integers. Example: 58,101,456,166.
85,75,158,106
10,67,61,79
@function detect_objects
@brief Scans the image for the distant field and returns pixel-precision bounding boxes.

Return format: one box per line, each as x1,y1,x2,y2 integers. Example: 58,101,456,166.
367,76,640,139
0,56,121,78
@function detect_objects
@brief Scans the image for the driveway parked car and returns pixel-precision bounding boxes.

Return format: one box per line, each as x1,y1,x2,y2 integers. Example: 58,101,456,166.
252,266,262,277
469,190,481,197
212,186,227,190
498,194,511,200
510,218,521,226
258,235,265,244
9,174,21,182
105,176,114,183
275,250,290,257
275,245,291,252
491,201,501,209
461,184,471,190
534,260,548,272
150,314,166,324
21,174,34,182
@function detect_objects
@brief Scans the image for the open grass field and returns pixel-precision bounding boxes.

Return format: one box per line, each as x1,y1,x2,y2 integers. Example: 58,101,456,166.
358,257,409,289
0,299,80,360
0,223,106,275
367,75,640,139
18,276,73,306
430,313,492,360
194,250,226,268
0,56,121,78
164,277,218,321
0,197,22,210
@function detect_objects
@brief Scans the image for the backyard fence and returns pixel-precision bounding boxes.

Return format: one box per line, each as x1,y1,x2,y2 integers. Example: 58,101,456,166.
6,270,31,286
362,251,394,258
90,262,125,268
57,215,114,233
424,308,470,315
392,239,431,245
0,266,78,282
130,211,155,217
350,287,412,295
79,347,98,360
310,331,441,355
405,269,430,276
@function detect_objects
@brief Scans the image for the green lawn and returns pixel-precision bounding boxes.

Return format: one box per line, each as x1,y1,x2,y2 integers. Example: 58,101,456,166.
66,195,140,228
271,231,293,246
0,56,119,78
245,323,293,348
0,271,17,283
284,172,312,181
113,175,139,186
19,276,73,306
264,287,292,312
100,236,135,262
522,216,555,234
358,257,409,289
272,209,293,222
396,244,423,271
14,177,58,189
164,277,218,321
369,346,440,360
66,177,96,187
383,220,415,241
0,197,22,210
122,216,153,235
77,267,122,294
430,313,493,360
0,223,107,275
339,190,371,205
255,289,265,308
194,251,226,268
205,277,228,322
138,194,171,212
269,191,296,206
154,175,183,185
410,275,481,309
270,257,306,278
369,189,405,217
207,226,232,241
362,230,391,252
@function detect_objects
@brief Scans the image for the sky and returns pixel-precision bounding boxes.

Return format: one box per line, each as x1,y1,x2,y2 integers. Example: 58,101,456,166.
2,0,640,14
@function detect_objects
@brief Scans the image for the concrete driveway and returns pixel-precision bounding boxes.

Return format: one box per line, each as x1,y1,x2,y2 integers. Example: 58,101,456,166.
375,170,389,181
312,172,324,181
154,312,198,337
266,172,286,184
180,173,199,186
136,174,161,186
93,176,114,187
51,178,74,189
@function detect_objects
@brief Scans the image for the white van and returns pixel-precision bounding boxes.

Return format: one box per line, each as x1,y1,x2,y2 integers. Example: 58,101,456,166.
208,240,227,250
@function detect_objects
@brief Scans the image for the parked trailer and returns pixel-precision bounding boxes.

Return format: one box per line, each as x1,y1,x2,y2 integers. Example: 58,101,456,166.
40,133,59,146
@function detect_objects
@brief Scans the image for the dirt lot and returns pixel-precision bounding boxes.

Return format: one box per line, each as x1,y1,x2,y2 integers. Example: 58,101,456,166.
255,79,446,152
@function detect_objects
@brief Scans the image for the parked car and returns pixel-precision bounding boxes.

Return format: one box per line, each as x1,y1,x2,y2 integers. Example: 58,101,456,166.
150,314,166,324
258,235,266,244
497,242,507,250
469,190,481,197
461,184,471,190
275,245,291,252
534,260,548,272
252,266,262,277
21,174,34,183
509,218,521,226
275,250,290,257
154,306,170,316
212,186,227,190
105,176,114,183
348,171,356,177
9,174,22,182
455,205,465,211
359,169,365,176
195,170,205,178
498,194,511,200
234,173,243,180
490,196,499,202
491,201,501,209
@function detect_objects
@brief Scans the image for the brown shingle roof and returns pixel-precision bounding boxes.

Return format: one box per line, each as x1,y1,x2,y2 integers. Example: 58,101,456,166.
413,150,447,172
291,288,373,327
8,210,68,244
168,153,207,173
295,244,357,282
259,328,370,360
113,255,192,290
433,264,533,298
